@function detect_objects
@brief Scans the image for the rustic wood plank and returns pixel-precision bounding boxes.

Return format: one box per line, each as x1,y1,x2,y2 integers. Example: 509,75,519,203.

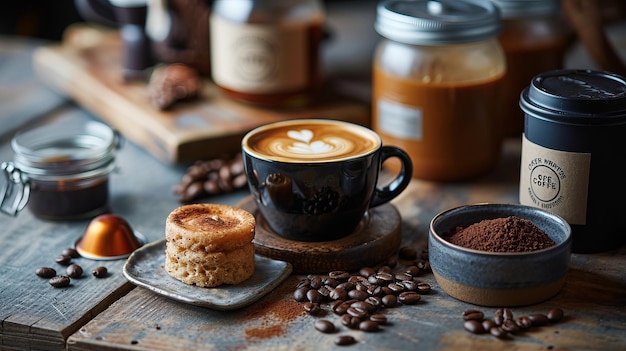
0,107,194,351
31,24,370,164
64,140,626,350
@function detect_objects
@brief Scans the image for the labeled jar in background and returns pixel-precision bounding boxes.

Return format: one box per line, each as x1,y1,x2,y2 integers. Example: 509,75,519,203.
0,120,122,220
373,0,506,181
210,0,325,108
519,69,626,253
492,0,570,137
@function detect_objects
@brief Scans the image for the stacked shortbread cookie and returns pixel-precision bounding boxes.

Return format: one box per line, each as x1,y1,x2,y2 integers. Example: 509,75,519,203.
164,203,256,287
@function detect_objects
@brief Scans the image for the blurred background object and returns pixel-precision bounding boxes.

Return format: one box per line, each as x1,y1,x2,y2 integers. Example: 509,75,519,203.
0,0,83,40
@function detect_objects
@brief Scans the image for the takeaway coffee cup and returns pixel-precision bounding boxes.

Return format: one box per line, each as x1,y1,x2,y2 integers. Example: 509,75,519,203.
242,119,413,241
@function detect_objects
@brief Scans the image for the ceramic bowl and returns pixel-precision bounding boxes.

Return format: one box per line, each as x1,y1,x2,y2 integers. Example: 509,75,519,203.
429,203,572,307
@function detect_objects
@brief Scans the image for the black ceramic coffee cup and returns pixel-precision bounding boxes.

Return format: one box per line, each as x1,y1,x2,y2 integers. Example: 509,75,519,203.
242,119,413,241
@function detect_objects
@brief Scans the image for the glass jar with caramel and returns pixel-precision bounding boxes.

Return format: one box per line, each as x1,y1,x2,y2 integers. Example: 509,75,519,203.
492,0,570,137
0,120,122,220
373,0,506,181
210,0,325,108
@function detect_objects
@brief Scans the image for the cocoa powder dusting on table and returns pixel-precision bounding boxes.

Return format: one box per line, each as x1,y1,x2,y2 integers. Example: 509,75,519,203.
444,216,556,252
244,280,305,340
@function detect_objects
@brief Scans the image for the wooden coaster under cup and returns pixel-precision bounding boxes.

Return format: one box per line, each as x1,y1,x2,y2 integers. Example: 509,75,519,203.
237,196,402,274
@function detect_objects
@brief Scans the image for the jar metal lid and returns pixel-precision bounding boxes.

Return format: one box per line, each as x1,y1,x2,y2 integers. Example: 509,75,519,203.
520,69,626,124
490,0,560,19
374,0,501,45
11,120,122,178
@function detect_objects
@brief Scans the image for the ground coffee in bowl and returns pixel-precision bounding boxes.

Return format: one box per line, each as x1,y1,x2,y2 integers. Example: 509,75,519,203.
444,216,556,253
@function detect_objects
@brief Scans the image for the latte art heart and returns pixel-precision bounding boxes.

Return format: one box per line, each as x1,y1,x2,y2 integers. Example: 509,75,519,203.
287,129,314,143
245,122,380,162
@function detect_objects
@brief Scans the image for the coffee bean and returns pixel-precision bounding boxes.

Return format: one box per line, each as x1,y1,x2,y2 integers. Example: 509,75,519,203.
377,266,393,274
367,273,386,285
364,296,382,308
482,319,497,331
464,320,485,334
416,282,432,294
323,278,339,287
500,308,514,321
355,282,369,292
35,267,56,278
501,319,520,333
332,301,351,315
398,246,418,260
306,289,322,303
370,314,387,325
309,276,323,289
66,264,83,278
416,260,430,272
334,335,356,346
398,291,421,305
385,256,398,268
92,266,108,278
49,275,70,288
329,271,350,281
314,319,336,334
547,308,564,323
405,266,421,276
382,294,398,308
329,287,348,301
528,314,549,326
303,302,321,316
295,278,310,289
347,306,369,319
340,314,361,329
317,285,332,298
401,280,418,291
55,255,72,266
494,314,504,326
61,248,80,258
351,301,376,313
336,282,355,291
348,289,368,301
359,267,376,277
359,320,379,332
489,326,509,339
515,316,533,329
387,282,405,294
394,272,413,281
293,287,309,302
463,310,484,321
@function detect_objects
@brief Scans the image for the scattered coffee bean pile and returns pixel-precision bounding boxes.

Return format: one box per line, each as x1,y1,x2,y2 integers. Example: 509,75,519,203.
35,247,109,288
293,246,432,346
173,153,247,202
462,307,565,339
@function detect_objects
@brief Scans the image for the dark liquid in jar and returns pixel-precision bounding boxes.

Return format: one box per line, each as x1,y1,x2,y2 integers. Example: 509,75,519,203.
217,23,324,108
373,65,504,181
28,179,109,220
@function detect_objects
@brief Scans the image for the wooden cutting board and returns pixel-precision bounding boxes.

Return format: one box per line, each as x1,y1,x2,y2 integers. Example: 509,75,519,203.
32,24,369,164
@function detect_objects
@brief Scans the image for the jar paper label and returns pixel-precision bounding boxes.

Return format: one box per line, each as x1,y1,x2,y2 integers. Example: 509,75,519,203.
210,15,308,93
376,99,423,141
519,135,590,225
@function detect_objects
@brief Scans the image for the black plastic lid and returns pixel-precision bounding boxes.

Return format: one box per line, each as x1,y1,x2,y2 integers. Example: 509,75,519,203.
520,69,626,125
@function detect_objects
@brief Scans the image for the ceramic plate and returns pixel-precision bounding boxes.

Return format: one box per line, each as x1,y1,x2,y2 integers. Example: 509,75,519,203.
123,239,293,310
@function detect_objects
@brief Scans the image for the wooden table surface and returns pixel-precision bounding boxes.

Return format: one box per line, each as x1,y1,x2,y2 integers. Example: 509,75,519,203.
2,9,626,351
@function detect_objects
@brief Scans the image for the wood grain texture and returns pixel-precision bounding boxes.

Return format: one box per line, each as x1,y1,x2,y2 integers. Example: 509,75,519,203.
64,140,626,351
31,24,370,164
243,197,402,273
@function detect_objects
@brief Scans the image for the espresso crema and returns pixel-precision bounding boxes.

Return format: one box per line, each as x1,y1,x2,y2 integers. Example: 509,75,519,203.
243,120,381,162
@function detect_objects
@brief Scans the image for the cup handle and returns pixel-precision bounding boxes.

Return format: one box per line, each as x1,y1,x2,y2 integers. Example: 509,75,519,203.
369,146,412,208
